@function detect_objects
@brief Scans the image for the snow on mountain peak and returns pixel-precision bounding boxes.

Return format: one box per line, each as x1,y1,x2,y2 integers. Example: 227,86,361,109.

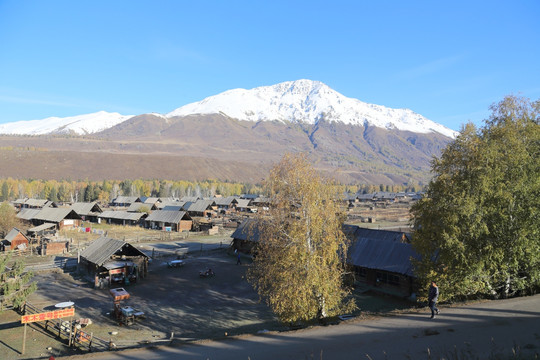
0,111,133,135
0,80,457,138
167,79,458,138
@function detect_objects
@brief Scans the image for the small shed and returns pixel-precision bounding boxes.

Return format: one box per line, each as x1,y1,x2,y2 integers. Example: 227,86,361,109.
79,237,149,288
27,223,57,238
2,228,29,251
42,240,69,256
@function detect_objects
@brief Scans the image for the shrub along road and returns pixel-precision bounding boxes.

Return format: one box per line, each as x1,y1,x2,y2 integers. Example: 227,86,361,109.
64,293,540,360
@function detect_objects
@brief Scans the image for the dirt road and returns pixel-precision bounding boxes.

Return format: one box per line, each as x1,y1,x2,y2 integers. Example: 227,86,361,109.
63,294,540,360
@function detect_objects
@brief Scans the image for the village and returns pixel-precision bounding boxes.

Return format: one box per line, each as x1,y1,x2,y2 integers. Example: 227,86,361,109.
0,191,421,359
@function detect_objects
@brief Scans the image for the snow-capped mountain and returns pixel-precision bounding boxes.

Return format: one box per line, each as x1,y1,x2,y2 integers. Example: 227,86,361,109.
0,111,133,135
167,79,458,138
0,80,457,138
0,80,458,184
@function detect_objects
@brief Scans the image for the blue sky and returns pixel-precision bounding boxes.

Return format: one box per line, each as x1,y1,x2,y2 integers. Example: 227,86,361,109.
1,0,539,131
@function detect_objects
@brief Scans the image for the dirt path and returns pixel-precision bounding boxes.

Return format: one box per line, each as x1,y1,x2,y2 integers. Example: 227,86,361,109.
62,294,540,360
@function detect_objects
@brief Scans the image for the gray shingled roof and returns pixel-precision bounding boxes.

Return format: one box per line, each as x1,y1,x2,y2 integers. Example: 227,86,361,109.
27,223,56,232
231,218,262,242
142,197,160,204
236,199,251,208
357,193,375,200
145,210,191,224
4,228,27,242
24,199,51,207
33,208,81,223
186,199,215,213
127,203,155,212
80,237,135,266
111,196,140,205
252,197,270,204
348,238,420,277
99,211,144,221
159,200,186,208
344,226,411,243
70,202,103,216
162,205,184,211
17,208,41,221
214,196,237,206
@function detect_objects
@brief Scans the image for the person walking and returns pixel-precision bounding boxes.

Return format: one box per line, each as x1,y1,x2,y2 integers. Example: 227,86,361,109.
236,252,242,265
428,281,440,318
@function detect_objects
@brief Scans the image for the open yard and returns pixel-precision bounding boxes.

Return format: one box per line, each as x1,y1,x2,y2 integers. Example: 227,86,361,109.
0,245,415,359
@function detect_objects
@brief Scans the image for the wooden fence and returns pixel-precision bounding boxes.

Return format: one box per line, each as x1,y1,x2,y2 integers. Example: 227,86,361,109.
24,302,112,352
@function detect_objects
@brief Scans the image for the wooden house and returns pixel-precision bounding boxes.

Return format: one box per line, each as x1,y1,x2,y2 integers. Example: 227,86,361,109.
185,199,216,217
17,208,82,230
251,196,270,211
344,225,418,298
15,198,58,210
99,211,144,226
373,192,397,204
356,193,375,203
235,198,253,213
230,218,262,253
214,196,238,214
144,210,192,232
79,237,149,288
70,202,103,222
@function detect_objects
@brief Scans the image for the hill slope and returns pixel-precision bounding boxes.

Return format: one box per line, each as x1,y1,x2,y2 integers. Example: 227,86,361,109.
0,80,455,184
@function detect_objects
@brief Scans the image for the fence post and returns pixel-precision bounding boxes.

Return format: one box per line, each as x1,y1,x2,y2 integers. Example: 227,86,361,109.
22,302,27,355
88,332,93,352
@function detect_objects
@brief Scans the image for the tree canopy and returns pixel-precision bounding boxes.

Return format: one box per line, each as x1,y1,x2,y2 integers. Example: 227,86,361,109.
411,95,540,300
0,201,20,238
0,254,37,311
247,153,355,323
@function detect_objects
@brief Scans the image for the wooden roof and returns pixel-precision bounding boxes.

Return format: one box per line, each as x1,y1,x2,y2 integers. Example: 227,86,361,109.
70,202,103,216
80,236,147,266
99,211,144,221
145,210,191,224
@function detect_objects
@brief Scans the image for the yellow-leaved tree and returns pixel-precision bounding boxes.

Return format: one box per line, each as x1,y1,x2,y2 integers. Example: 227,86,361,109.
247,153,355,324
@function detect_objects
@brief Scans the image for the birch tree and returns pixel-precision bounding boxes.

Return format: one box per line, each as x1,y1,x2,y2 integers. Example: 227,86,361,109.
247,153,354,324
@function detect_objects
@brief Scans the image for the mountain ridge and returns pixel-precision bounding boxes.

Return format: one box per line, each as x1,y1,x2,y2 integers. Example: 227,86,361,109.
0,80,457,138
0,80,456,185
167,79,457,138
